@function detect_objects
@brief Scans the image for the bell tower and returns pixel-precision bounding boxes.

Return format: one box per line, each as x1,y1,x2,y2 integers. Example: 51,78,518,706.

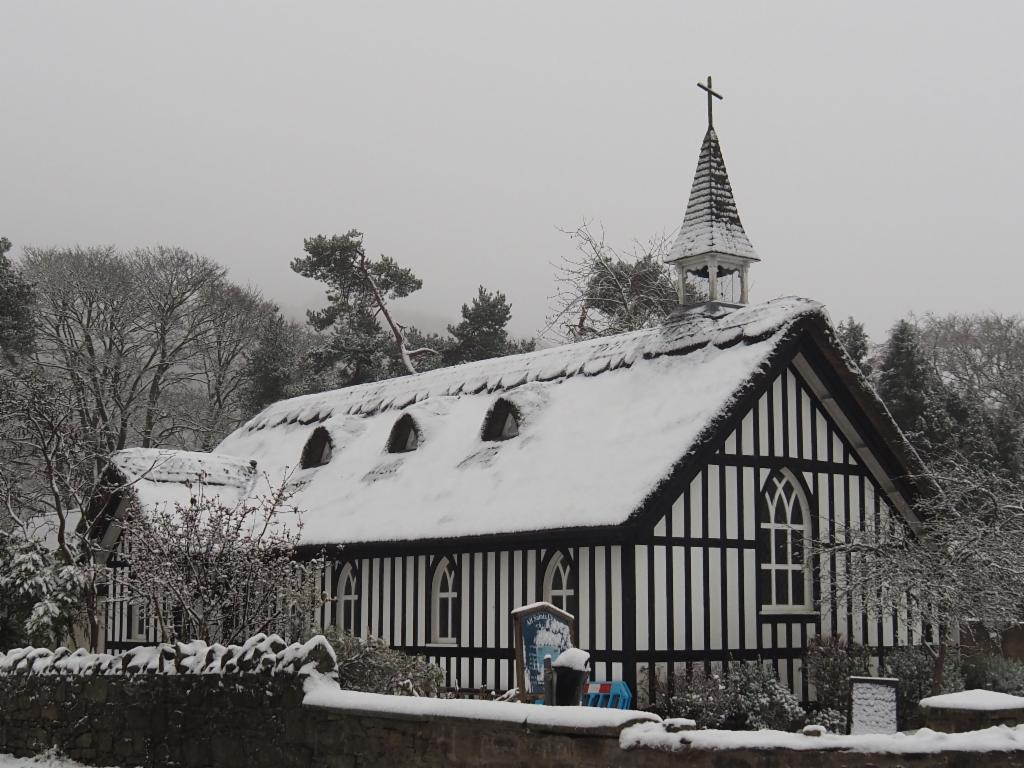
665,77,759,308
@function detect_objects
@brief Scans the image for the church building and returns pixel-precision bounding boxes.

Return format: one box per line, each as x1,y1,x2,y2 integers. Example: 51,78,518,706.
89,82,925,703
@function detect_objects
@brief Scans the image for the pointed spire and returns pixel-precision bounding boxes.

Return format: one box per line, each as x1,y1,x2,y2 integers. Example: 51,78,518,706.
667,127,757,264
666,79,759,307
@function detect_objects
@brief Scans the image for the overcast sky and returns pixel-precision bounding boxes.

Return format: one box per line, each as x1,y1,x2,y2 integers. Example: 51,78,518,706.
3,2,1022,341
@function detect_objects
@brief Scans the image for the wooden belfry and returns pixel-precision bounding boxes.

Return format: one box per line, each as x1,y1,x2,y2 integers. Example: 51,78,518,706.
664,75,760,306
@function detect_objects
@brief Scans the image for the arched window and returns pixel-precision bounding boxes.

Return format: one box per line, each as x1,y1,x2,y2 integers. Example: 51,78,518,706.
431,557,459,644
543,552,575,614
481,399,520,441
127,599,150,642
387,414,420,453
337,564,359,636
300,426,333,468
758,470,813,612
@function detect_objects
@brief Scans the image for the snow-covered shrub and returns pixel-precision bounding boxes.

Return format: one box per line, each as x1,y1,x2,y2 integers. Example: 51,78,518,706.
803,706,847,734
323,627,444,697
802,635,870,719
659,668,735,727
121,478,326,645
729,662,806,731
883,646,963,727
962,654,1024,696
645,662,805,731
0,533,83,649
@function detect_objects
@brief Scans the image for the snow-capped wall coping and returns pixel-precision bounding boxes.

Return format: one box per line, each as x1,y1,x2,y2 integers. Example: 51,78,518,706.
303,683,658,734
619,722,1024,754
920,690,1024,712
0,633,337,679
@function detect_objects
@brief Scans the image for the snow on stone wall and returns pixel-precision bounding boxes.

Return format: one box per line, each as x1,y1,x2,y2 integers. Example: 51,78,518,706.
0,633,336,678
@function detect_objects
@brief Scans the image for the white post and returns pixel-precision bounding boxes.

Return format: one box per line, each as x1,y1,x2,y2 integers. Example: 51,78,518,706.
740,263,750,304
707,258,719,302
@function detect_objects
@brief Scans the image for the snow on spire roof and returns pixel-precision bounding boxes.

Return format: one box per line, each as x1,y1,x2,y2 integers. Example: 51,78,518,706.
666,127,758,264
106,297,826,546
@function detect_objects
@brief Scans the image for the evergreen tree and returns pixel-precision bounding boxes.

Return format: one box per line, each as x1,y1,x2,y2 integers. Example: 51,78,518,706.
0,237,36,364
836,316,872,376
876,319,953,463
444,286,534,365
291,230,437,382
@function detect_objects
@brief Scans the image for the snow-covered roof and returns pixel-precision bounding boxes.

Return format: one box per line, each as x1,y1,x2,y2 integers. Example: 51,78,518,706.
108,449,258,512
109,297,825,546
666,127,758,264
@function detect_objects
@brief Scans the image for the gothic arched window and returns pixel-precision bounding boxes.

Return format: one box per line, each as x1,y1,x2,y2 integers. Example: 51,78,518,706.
543,552,575,614
431,557,459,644
758,470,813,612
337,564,359,636
300,427,333,468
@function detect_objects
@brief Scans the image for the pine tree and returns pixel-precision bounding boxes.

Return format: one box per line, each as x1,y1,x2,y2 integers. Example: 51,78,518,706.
444,286,533,365
291,230,437,381
836,316,872,376
0,237,36,364
876,319,954,463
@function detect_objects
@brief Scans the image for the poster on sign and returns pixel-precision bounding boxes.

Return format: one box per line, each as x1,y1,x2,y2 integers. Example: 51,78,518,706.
511,602,576,702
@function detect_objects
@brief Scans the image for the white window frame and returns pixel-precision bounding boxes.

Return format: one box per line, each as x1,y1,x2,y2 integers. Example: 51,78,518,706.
338,564,359,636
759,470,814,614
543,553,574,614
431,558,458,645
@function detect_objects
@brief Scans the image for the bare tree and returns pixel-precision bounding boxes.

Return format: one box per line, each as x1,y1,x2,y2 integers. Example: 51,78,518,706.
120,476,326,645
127,246,225,448
20,246,280,456
918,313,1024,416
190,283,282,448
0,367,119,648
816,459,1024,694
545,221,701,343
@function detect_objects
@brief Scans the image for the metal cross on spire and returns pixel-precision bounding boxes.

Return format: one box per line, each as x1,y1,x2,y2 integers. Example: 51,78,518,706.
697,76,723,128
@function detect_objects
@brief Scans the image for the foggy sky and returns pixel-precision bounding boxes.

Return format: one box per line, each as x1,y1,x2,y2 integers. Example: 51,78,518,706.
3,1,1022,341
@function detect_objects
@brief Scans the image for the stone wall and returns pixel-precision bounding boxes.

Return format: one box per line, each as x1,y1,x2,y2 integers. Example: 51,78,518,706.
0,674,309,768
4,637,1024,768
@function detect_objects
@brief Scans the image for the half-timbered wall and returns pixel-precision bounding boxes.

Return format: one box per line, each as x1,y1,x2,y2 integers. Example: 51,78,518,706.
101,349,920,702
323,544,627,692
634,353,921,703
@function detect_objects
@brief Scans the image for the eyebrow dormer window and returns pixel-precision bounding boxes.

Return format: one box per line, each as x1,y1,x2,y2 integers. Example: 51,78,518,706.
300,426,333,468
482,399,520,441
387,413,420,453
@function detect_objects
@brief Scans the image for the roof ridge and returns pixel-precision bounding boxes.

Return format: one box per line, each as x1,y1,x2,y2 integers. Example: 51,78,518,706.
224,297,824,441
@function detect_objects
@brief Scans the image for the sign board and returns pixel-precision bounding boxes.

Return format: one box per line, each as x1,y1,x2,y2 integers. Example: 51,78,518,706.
511,602,576,702
849,676,899,735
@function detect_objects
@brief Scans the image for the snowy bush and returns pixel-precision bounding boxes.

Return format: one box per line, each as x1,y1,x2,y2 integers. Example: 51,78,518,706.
962,654,1024,696
883,646,963,727
323,627,444,697
802,705,847,734
802,635,870,718
0,533,83,649
121,478,326,645
646,662,805,731
729,663,806,731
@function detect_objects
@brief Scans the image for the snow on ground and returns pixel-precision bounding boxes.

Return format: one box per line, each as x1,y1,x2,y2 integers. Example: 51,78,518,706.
620,722,1024,754
920,689,1024,711
0,753,121,768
